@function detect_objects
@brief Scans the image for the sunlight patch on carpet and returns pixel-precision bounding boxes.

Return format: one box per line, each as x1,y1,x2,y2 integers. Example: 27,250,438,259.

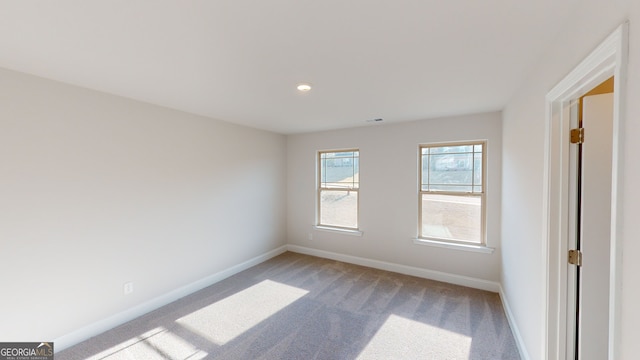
357,314,471,359
84,327,208,360
177,279,308,345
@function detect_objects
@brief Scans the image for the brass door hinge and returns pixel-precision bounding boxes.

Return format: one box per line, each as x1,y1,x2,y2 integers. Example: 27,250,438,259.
570,128,585,144
568,249,582,266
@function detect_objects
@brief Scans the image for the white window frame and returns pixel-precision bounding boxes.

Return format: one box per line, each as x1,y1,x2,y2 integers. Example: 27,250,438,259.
418,141,486,246
317,149,360,231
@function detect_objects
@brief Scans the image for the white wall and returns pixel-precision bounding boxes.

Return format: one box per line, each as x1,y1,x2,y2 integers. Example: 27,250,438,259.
287,112,502,282
501,0,638,358
0,68,287,343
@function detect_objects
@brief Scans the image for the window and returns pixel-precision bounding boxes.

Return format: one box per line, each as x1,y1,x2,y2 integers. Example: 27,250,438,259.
318,150,359,230
419,142,485,244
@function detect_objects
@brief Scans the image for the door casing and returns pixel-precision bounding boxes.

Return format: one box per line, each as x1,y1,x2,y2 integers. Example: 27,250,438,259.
543,23,628,360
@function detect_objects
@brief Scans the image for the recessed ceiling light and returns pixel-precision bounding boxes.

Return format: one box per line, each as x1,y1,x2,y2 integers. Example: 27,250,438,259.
296,83,312,92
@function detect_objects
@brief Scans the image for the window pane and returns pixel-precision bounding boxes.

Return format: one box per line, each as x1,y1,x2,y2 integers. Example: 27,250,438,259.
421,143,483,194
474,152,482,187
320,190,358,228
421,193,482,243
428,145,473,154
430,153,473,186
320,151,359,189
428,185,473,192
421,155,429,189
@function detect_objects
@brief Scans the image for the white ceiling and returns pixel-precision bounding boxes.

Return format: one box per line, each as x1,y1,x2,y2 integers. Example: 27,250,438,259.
0,1,577,134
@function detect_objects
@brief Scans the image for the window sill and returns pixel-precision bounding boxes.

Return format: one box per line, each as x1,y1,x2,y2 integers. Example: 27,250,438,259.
412,238,494,254
313,226,363,237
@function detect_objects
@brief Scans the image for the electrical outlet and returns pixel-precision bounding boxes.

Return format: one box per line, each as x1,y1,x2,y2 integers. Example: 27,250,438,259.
123,282,134,295
308,233,313,241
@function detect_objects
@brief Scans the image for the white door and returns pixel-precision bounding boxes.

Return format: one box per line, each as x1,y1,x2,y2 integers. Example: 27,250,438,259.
574,93,614,359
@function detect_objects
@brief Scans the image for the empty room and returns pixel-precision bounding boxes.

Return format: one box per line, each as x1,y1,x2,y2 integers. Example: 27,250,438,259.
1,1,639,359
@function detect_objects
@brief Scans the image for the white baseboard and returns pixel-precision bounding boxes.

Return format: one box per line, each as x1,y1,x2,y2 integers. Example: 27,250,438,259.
499,285,530,360
54,245,288,352
286,245,500,292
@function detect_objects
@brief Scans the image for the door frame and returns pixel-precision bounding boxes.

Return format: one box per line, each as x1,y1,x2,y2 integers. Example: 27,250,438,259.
543,22,628,360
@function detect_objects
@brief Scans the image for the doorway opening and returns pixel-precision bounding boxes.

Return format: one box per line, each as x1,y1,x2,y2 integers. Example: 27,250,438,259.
543,23,627,360
569,78,614,359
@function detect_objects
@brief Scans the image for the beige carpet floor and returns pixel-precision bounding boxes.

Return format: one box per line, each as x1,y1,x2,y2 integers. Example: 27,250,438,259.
58,252,520,359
